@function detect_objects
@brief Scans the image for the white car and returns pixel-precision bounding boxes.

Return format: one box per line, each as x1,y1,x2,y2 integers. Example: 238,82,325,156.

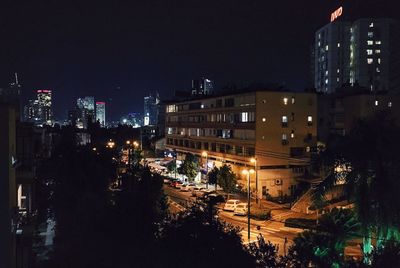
234,203,249,216
223,199,241,212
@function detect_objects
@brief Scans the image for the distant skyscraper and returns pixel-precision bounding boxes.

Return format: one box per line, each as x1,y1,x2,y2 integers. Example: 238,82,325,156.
76,96,95,128
95,102,106,126
23,99,40,122
314,8,400,93
120,112,142,127
144,93,160,126
191,77,214,95
37,89,52,124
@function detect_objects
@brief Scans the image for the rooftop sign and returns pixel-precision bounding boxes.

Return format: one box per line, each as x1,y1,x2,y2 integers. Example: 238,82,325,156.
330,6,343,22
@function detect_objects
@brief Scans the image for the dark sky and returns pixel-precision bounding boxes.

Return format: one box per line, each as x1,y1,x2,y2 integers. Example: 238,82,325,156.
0,0,398,120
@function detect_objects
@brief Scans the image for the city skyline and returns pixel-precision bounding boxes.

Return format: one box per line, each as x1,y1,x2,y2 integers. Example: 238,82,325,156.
2,0,399,120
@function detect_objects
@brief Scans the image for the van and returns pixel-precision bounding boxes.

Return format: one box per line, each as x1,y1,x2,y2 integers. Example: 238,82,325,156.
233,203,249,216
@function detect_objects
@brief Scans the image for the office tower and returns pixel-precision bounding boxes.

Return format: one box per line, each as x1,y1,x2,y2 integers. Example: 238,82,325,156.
23,99,40,122
314,8,400,93
37,89,52,124
67,110,78,126
191,77,214,95
144,93,160,126
95,102,106,127
76,96,95,128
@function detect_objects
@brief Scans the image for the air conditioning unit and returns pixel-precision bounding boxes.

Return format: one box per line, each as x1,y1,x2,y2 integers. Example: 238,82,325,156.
275,179,282,185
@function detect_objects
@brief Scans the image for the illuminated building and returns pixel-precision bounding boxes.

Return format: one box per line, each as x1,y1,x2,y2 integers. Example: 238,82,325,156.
37,89,52,124
165,90,317,198
95,102,106,127
314,7,400,93
23,99,40,123
120,112,142,127
191,77,214,95
76,96,95,128
144,93,160,126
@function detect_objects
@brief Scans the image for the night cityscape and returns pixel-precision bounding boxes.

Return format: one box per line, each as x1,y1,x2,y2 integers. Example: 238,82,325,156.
1,1,400,267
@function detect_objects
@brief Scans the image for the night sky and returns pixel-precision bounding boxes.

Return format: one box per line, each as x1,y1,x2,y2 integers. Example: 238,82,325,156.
0,0,398,120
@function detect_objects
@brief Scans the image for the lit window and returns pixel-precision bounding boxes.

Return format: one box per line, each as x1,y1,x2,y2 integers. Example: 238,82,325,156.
201,104,205,108
306,146,311,152
262,99,266,103
325,70,329,75
325,45,329,51
375,49,381,54
291,97,295,104
262,117,266,122
368,32,374,38
375,100,379,106
318,41,321,47
378,58,381,64
367,49,373,55
282,133,288,143
325,79,329,85
376,67,380,73
241,112,248,122
375,41,381,45
337,77,340,82
307,116,313,126
337,69,340,73
337,43,341,47
282,116,288,123
388,102,392,107
367,40,373,45
369,22,374,28
290,130,295,138
283,97,288,105
367,58,373,64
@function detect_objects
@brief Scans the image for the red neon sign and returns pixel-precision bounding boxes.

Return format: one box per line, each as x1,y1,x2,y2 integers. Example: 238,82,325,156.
330,6,343,22
37,89,51,93
96,102,105,104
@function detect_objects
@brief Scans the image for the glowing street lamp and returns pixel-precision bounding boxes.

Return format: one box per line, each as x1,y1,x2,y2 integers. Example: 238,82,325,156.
242,168,255,242
202,151,209,189
133,141,139,148
107,139,115,148
250,158,259,205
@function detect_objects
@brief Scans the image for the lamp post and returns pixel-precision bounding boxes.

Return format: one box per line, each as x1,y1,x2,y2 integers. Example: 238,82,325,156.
242,168,255,242
126,140,131,169
250,158,259,205
202,151,208,189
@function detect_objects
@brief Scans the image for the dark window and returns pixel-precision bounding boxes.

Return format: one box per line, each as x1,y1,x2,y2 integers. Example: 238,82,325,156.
216,99,223,108
211,143,217,152
203,142,209,150
189,102,201,110
225,98,234,107
219,144,226,153
235,146,243,155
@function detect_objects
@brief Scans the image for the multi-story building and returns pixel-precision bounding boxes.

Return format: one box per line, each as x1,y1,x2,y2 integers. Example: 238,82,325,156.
314,8,400,94
120,112,143,127
76,96,95,128
317,85,400,142
23,99,40,123
191,77,214,95
165,90,317,198
37,89,53,124
95,101,106,127
0,103,17,268
144,93,160,126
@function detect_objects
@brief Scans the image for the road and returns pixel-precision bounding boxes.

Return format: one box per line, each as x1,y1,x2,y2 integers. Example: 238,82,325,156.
164,185,301,256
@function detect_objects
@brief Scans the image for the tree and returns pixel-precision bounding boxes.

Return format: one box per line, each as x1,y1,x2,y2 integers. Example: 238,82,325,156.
247,235,282,268
314,111,400,262
207,166,219,185
370,241,400,267
179,153,199,182
157,204,255,268
286,208,360,268
217,164,237,193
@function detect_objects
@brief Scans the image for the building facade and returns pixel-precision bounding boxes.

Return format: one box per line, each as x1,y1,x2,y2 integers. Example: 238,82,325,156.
37,89,53,125
76,96,95,128
144,94,160,126
191,77,214,95
95,101,106,127
314,16,400,93
165,90,317,198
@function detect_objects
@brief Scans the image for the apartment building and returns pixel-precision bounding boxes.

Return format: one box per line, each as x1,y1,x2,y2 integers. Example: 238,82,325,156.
165,90,317,198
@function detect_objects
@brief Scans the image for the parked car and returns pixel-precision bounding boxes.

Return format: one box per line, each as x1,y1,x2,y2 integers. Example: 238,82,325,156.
223,199,241,211
191,186,205,197
180,184,191,191
233,203,249,216
186,183,196,191
170,180,183,188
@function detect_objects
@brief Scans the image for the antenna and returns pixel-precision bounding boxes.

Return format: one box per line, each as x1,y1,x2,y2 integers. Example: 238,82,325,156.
15,72,19,85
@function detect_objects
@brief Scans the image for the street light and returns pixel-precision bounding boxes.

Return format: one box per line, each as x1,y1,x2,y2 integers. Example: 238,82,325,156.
250,158,259,205
202,151,208,189
242,168,255,242
107,139,115,148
